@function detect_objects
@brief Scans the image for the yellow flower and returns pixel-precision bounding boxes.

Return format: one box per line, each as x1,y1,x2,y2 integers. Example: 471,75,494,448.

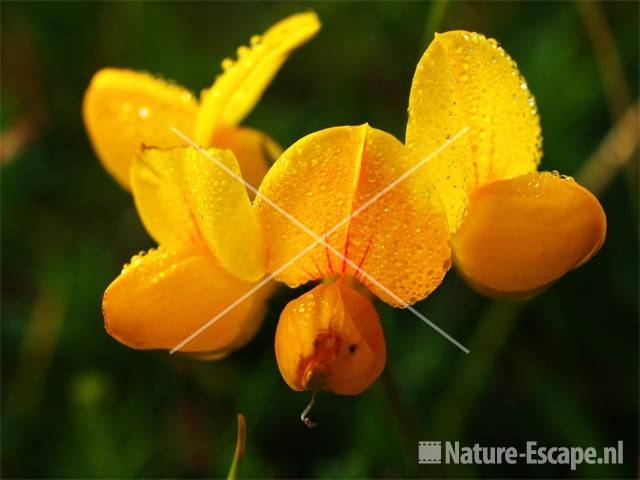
83,12,320,190
103,145,270,356
87,13,320,356
260,31,606,395
257,125,451,394
406,31,606,298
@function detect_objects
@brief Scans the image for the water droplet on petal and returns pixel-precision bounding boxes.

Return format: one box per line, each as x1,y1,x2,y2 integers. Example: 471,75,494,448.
250,34,262,47
221,58,234,71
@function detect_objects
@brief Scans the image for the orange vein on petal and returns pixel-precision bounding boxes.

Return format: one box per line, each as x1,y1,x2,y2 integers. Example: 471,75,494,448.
131,146,267,282
256,126,366,286
255,125,451,306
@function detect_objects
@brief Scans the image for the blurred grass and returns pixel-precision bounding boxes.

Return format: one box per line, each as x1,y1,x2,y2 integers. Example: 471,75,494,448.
1,1,638,479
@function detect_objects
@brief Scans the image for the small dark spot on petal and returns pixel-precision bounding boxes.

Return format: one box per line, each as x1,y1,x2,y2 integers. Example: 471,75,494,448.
349,344,357,353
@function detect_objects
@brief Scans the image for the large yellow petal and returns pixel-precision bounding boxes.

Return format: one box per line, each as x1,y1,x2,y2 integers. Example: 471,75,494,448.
130,146,267,281
211,126,281,193
406,31,542,232
256,125,362,284
452,172,606,298
255,125,451,306
103,245,267,354
274,280,386,395
83,68,197,189
194,12,321,143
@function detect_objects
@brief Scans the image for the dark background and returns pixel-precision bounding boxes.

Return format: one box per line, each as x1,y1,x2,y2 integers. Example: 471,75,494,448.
1,1,638,478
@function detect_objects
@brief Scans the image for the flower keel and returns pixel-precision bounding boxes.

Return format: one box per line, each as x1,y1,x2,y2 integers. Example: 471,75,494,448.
275,280,386,395
452,171,607,298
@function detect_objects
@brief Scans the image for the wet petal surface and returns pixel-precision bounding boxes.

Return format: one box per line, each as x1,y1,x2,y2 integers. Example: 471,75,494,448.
452,172,606,297
255,125,451,306
194,12,321,143
406,31,542,232
131,146,267,281
103,245,266,354
211,126,281,194
83,68,197,188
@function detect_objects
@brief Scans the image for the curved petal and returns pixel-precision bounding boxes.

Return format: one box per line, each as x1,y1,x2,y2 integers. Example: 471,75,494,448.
191,279,277,360
103,245,267,354
452,172,607,298
255,125,451,306
194,12,321,143
83,68,197,189
211,126,281,193
274,280,386,395
130,147,200,248
406,31,542,232
130,146,267,281
256,125,364,284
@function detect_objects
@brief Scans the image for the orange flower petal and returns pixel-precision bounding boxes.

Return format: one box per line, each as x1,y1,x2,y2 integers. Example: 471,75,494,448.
131,146,267,281
274,280,386,395
103,245,267,354
406,31,542,232
83,68,197,189
194,12,321,143
452,172,606,298
191,278,277,360
211,126,281,194
255,125,450,306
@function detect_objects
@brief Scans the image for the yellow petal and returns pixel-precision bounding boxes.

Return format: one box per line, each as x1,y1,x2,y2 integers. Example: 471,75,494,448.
192,279,277,360
452,172,606,298
194,12,321,143
83,68,197,189
130,146,267,281
218,279,276,355
130,147,200,249
274,280,386,395
103,245,267,354
406,31,542,232
182,147,267,281
211,126,281,193
255,125,451,306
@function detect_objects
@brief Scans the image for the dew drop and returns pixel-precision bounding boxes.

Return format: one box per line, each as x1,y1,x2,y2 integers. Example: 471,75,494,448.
221,58,234,71
250,34,262,47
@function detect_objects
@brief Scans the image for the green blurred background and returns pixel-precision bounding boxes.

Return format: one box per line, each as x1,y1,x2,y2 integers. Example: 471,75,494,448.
1,1,638,478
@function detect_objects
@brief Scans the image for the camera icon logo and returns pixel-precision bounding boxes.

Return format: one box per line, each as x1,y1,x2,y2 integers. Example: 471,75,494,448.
418,441,442,464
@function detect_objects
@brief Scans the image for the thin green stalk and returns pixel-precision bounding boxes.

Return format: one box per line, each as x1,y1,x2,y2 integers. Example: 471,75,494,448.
226,414,246,480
